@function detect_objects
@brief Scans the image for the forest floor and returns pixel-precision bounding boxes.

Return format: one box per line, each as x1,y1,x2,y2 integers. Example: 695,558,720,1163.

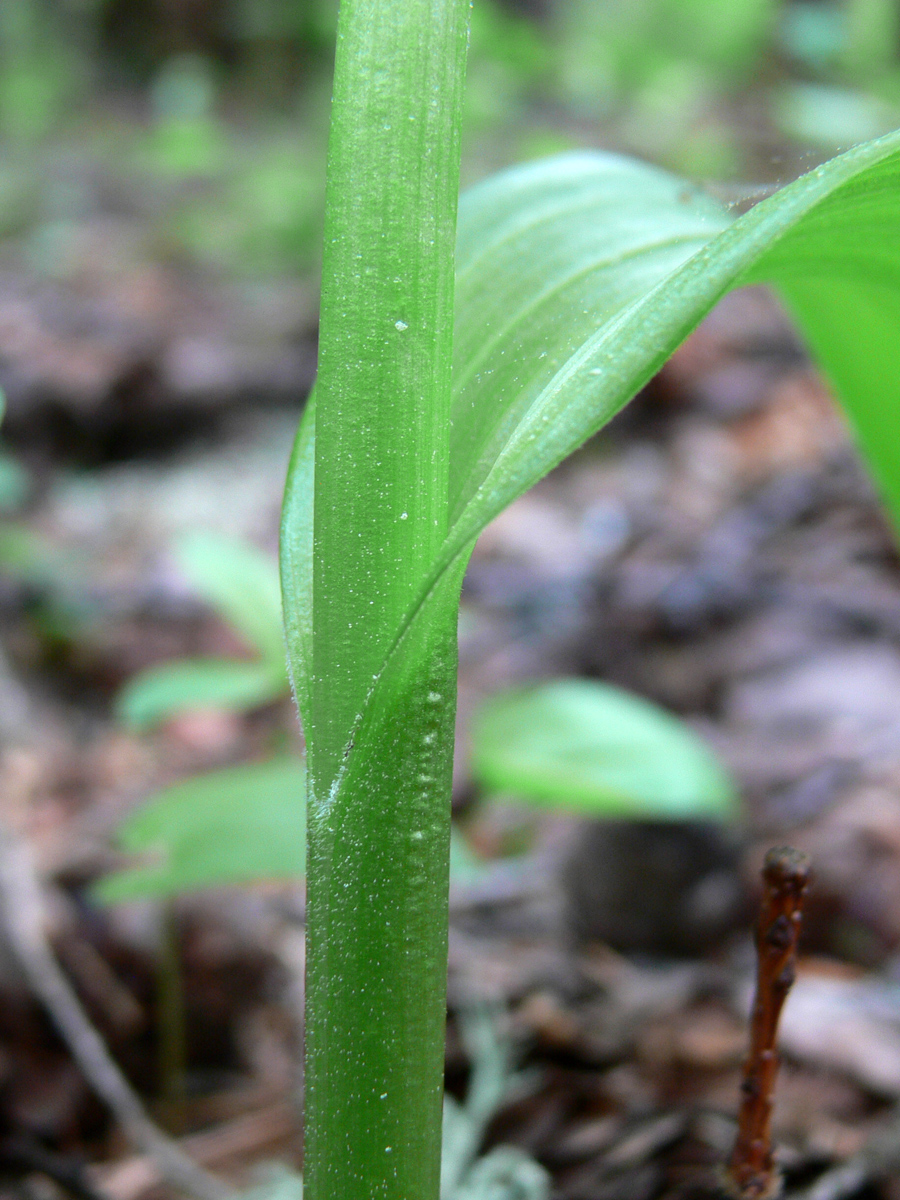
2,179,900,1200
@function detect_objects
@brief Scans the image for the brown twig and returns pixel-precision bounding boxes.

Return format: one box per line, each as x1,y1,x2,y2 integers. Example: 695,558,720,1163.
724,846,810,1200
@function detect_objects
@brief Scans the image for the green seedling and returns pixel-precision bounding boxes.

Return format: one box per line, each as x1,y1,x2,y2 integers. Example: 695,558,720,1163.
277,1,900,1195
109,536,734,893
106,532,297,910
471,679,734,820
94,757,306,904
116,529,288,731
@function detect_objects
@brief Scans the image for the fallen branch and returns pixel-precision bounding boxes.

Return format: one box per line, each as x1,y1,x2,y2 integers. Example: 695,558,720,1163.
0,817,234,1200
725,847,810,1200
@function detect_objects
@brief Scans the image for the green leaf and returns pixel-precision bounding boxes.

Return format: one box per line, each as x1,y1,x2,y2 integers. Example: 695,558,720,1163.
471,680,736,819
176,530,285,668
444,134,900,572
94,757,306,903
115,657,288,730
286,133,900,763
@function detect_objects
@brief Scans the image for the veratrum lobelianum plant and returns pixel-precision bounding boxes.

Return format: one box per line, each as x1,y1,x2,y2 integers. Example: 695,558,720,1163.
279,1,900,1197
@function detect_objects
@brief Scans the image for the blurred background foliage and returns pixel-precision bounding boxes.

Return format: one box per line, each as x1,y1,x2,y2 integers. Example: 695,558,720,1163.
0,0,899,282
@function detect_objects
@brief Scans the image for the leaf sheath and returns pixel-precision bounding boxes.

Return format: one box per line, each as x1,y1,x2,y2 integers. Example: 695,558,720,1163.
285,3,471,1198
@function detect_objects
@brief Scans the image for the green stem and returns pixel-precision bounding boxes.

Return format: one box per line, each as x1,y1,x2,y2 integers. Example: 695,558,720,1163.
301,2,470,1198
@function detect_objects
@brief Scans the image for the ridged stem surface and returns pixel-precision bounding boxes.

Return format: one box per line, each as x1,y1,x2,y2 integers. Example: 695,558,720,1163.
303,3,470,1198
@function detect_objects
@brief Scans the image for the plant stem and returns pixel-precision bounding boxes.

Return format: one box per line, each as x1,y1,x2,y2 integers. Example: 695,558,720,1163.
726,847,810,1200
303,2,470,1198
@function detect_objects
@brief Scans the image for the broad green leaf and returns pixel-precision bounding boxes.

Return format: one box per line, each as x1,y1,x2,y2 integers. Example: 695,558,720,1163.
448,153,729,530
444,134,900,572
176,530,285,668
471,680,736,819
285,131,900,761
94,757,306,902
115,657,288,730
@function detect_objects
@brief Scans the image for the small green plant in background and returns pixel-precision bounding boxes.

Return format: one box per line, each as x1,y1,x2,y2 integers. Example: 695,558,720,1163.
116,530,288,731
101,526,734,900
440,1006,550,1200
94,758,306,903
101,531,304,905
777,0,900,148
472,680,733,819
